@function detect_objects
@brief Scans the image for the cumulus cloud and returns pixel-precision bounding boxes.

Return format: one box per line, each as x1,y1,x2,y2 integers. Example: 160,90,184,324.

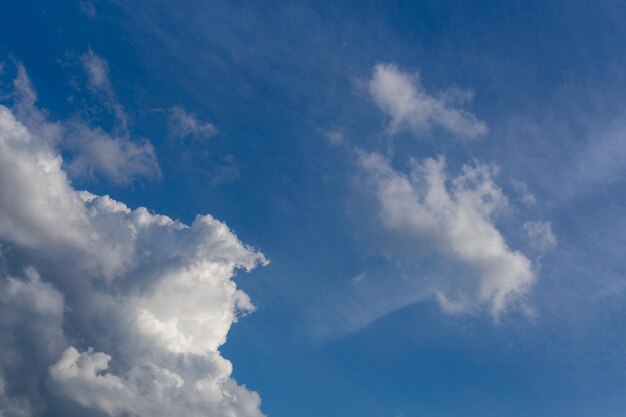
8,60,159,185
0,102,268,416
168,106,217,140
368,63,488,138
359,152,535,317
524,221,557,251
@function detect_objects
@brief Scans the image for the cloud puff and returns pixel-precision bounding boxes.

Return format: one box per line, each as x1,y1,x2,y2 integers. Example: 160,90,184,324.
168,106,217,140
0,102,267,416
368,63,488,138
524,221,557,251
8,60,160,185
359,152,535,317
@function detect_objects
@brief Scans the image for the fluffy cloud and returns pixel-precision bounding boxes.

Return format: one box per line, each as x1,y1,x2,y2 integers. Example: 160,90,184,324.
359,152,535,317
8,60,160,185
168,106,217,140
368,63,488,138
0,100,267,416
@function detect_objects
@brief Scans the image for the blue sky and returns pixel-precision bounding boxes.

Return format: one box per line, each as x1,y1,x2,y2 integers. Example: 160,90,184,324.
1,1,626,416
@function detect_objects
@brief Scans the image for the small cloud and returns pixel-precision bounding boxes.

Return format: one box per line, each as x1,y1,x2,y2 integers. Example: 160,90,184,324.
359,152,534,318
524,221,557,251
323,129,346,146
81,49,109,92
436,292,471,315
81,49,128,131
168,106,217,140
368,63,488,139
352,272,366,284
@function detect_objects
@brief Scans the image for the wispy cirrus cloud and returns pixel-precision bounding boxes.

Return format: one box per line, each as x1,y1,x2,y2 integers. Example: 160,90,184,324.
81,48,128,132
168,106,217,140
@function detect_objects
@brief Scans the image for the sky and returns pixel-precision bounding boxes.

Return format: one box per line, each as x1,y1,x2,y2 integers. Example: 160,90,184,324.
1,1,626,416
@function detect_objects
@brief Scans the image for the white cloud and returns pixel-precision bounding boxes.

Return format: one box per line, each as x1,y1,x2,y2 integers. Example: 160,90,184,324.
0,102,268,416
524,221,557,251
359,152,535,317
368,63,488,138
168,106,217,140
9,60,159,185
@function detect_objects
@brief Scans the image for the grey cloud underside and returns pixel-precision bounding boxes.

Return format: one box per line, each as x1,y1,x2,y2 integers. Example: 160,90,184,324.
0,102,267,416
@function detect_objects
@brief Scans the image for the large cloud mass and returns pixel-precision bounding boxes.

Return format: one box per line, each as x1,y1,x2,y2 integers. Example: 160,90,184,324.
0,100,267,416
